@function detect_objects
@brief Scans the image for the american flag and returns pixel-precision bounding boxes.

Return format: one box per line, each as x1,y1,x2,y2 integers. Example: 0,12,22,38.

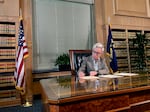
14,17,29,94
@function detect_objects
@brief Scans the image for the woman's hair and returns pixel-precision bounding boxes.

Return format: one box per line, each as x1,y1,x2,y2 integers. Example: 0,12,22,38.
92,43,104,51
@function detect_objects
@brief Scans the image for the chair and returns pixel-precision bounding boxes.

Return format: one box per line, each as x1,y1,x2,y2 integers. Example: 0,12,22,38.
69,50,92,76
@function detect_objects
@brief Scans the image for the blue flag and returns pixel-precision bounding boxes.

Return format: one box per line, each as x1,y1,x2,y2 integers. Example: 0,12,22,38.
106,25,118,73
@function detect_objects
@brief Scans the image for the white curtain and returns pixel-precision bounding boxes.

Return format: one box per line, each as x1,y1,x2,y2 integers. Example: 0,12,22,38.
32,0,96,71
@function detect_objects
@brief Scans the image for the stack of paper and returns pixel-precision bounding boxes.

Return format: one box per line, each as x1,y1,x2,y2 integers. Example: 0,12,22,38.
99,74,122,78
79,76,99,80
114,72,139,76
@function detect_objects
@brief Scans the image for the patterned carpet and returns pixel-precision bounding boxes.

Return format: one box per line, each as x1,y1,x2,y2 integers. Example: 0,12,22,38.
0,99,42,112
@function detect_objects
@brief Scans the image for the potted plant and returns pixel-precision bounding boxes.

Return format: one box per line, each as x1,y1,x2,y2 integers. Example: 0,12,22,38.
133,32,148,73
55,53,71,71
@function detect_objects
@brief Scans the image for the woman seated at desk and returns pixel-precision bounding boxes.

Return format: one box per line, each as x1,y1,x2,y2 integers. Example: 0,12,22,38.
78,42,109,78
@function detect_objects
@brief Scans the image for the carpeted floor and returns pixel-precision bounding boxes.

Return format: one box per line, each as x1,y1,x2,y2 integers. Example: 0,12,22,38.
0,99,42,112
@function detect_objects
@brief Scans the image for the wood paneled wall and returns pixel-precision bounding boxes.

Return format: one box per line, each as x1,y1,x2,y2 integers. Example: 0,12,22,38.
20,0,150,99
0,0,19,16
94,0,150,47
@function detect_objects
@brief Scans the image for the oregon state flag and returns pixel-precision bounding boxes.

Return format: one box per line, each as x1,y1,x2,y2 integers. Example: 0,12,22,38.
106,25,118,73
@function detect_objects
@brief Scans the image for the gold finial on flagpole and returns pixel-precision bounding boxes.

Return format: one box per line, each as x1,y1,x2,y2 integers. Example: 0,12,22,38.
108,16,111,27
108,16,110,25
19,8,22,17
19,8,23,20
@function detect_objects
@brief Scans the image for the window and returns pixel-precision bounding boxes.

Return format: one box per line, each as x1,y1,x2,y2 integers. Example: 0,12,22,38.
32,0,96,72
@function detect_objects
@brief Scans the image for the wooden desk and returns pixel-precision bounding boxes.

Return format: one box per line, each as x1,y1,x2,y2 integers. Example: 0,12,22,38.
40,75,150,112
33,71,71,95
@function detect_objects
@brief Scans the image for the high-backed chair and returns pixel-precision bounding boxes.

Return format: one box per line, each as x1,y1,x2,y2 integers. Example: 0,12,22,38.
69,50,92,76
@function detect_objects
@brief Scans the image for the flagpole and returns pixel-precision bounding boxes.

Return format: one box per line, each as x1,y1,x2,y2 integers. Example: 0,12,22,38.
19,8,32,107
108,16,110,25
23,77,32,107
106,18,118,74
107,16,112,73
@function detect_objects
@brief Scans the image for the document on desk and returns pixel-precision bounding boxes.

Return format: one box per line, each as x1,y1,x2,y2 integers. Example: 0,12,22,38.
99,75,122,78
80,76,99,80
114,72,139,76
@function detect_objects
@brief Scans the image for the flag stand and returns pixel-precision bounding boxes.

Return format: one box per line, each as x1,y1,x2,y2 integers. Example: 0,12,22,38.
22,101,32,107
20,93,32,107
21,95,32,107
22,81,32,107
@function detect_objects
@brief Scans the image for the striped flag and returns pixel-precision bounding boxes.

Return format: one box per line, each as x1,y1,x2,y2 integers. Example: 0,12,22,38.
14,17,29,94
106,25,118,73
